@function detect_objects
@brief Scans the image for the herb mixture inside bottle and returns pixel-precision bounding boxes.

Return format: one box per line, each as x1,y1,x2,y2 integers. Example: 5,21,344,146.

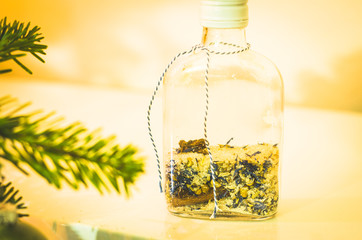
165,139,279,219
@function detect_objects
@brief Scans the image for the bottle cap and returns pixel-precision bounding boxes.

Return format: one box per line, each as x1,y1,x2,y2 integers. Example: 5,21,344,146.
201,0,248,28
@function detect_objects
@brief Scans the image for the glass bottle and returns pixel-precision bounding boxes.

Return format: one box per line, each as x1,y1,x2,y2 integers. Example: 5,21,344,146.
163,0,283,220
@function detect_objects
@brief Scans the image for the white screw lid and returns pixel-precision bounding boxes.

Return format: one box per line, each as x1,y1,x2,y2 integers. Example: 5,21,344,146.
201,0,249,28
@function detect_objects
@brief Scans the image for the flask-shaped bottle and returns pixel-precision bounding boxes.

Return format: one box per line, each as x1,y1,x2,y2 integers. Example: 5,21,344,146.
163,0,283,219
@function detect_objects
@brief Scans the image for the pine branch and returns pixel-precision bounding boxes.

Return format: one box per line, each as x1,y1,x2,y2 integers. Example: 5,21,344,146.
0,96,144,195
0,17,47,74
0,181,28,224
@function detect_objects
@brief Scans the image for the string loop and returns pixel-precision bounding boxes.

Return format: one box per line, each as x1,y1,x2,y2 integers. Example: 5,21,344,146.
147,42,250,218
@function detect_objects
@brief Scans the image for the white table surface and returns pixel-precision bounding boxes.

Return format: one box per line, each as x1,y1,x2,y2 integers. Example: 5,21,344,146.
1,79,362,240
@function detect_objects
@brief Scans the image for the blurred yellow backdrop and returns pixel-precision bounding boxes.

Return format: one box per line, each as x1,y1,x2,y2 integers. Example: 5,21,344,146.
1,0,362,111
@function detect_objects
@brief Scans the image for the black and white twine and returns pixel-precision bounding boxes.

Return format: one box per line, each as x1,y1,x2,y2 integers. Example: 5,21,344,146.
147,42,250,219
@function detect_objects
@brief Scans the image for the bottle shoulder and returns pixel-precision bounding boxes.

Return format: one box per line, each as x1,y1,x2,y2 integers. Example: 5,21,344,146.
245,49,283,77
164,48,283,88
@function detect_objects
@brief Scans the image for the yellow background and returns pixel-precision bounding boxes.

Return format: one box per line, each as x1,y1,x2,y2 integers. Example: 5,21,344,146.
1,0,362,111
1,1,362,238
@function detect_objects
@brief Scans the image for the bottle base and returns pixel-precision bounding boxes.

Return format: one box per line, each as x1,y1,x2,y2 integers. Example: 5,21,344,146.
169,209,277,221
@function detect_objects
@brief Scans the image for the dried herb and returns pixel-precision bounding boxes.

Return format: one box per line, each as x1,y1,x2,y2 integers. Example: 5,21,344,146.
253,201,267,214
251,151,261,157
176,139,208,155
219,137,234,148
263,160,272,173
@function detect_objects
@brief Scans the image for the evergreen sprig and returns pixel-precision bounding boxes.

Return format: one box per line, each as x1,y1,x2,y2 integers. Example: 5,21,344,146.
0,17,47,74
0,96,144,195
0,181,28,222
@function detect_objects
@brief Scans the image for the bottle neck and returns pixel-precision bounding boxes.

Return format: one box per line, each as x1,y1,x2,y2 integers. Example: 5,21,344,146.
201,27,248,48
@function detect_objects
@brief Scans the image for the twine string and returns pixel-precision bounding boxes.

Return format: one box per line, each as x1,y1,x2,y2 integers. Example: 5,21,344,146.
147,42,250,218
147,44,201,193
202,47,220,218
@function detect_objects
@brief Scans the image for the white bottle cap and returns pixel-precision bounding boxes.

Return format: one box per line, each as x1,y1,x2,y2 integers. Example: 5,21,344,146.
201,0,249,28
